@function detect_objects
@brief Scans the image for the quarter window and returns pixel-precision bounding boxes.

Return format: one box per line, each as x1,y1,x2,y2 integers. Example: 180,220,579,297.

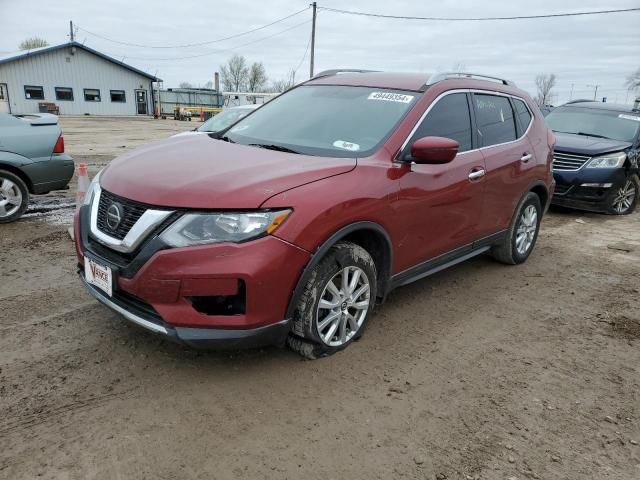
406,93,473,155
513,98,532,135
55,87,73,101
110,90,126,102
84,88,101,102
24,85,44,100
473,94,517,147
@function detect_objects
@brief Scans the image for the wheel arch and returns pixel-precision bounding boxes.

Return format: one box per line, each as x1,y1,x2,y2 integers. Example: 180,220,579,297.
0,163,33,193
528,180,550,211
285,221,394,319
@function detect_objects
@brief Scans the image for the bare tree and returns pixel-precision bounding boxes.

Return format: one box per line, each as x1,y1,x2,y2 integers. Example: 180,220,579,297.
268,70,296,93
220,54,249,92
202,80,214,89
179,82,193,88
248,62,268,92
626,67,640,92
19,37,48,50
451,62,466,72
535,74,557,106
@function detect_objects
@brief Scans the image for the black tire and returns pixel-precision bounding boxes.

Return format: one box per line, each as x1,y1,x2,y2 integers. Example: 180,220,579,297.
491,192,542,265
0,169,29,224
287,241,377,359
607,174,638,215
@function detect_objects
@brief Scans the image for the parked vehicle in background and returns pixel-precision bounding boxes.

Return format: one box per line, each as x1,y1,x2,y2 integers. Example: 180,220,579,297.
0,113,74,223
75,70,553,359
172,105,259,138
546,101,640,214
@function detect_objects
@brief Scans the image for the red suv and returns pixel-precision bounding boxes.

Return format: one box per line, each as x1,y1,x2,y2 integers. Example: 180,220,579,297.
75,70,554,358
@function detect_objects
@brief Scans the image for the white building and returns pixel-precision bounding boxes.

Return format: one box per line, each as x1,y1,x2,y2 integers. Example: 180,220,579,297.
0,41,159,116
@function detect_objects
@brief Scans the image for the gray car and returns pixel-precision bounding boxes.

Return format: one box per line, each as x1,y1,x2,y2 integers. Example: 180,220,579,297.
0,113,74,223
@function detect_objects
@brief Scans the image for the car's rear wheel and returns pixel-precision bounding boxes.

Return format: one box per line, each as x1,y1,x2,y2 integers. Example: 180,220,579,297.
608,174,638,215
0,170,29,224
287,241,377,359
491,192,542,265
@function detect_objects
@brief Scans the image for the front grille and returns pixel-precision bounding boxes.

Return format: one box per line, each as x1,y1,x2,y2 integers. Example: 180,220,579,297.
97,190,148,240
552,152,591,171
554,184,573,196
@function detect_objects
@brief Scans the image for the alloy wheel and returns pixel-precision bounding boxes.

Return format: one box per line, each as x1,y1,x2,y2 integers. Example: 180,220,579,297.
515,204,538,255
316,266,371,347
612,180,636,214
0,178,23,219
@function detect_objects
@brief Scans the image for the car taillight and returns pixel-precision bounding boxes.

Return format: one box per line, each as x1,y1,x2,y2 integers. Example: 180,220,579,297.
53,135,65,154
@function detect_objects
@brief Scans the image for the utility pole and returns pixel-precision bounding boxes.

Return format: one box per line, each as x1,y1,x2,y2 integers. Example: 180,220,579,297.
587,84,600,101
69,20,74,42
309,2,317,78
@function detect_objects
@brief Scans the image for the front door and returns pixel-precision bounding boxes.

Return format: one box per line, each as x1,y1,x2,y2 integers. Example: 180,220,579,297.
395,92,486,272
135,89,147,115
0,84,9,113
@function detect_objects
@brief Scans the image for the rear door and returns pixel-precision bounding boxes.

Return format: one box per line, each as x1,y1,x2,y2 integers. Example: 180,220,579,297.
395,92,486,270
472,93,534,237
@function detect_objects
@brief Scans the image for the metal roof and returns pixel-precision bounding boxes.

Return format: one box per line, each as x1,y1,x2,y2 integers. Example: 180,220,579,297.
0,41,160,81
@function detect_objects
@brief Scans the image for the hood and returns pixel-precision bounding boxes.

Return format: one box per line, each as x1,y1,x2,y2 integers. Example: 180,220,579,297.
100,135,356,209
553,132,632,156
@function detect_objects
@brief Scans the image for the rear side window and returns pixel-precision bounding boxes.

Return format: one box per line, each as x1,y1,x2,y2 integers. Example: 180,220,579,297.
406,93,472,154
473,94,516,147
513,98,532,135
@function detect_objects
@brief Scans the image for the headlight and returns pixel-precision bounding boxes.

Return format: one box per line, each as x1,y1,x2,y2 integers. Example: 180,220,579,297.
159,209,292,247
83,169,103,206
586,152,626,169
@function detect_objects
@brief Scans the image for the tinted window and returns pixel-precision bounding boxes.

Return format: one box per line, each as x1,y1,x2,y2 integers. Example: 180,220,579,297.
55,87,73,101
513,98,532,135
24,85,44,100
406,93,472,154
473,94,516,146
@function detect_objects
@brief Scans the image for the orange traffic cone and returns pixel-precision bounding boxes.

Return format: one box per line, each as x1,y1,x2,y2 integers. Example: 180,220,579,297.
75,163,91,210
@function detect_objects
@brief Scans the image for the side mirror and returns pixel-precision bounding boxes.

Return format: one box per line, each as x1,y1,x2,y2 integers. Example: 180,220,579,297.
410,136,459,164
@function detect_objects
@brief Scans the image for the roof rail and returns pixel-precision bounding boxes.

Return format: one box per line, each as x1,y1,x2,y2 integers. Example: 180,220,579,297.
312,69,379,79
426,72,516,87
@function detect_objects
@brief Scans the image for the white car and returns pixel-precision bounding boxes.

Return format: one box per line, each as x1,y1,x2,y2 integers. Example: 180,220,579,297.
173,105,260,138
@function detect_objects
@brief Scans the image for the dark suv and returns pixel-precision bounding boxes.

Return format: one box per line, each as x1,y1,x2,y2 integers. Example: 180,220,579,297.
546,101,640,214
75,70,554,359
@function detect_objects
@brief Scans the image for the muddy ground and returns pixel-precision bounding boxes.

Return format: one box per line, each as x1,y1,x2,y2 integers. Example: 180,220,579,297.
1,116,639,480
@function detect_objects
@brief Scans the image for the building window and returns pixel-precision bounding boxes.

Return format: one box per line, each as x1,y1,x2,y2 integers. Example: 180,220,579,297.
24,85,44,100
110,90,126,102
84,88,101,102
55,87,74,101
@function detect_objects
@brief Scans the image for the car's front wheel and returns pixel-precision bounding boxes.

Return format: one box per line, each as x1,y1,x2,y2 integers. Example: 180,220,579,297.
288,241,377,359
608,174,639,215
0,169,29,224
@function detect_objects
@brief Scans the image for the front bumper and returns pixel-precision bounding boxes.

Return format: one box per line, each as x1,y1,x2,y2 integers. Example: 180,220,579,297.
551,167,625,213
74,203,310,349
79,272,291,348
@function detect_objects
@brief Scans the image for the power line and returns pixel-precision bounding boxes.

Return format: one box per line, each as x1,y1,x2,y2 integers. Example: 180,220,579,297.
317,6,640,21
103,19,311,61
76,7,309,49
293,32,312,77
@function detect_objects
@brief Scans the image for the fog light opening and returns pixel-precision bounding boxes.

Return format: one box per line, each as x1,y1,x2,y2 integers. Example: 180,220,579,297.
188,281,246,316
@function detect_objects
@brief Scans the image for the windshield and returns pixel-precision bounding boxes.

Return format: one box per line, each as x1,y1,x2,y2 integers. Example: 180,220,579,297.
546,106,640,143
224,85,418,157
197,108,254,133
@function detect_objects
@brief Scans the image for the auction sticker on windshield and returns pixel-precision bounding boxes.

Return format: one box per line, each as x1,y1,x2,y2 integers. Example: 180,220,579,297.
85,258,113,297
368,92,414,103
333,140,360,151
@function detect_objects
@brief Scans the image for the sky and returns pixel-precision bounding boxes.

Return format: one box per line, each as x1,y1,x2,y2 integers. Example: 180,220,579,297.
1,0,639,104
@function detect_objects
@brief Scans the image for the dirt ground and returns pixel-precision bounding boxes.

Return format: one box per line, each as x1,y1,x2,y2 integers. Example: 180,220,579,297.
1,116,639,480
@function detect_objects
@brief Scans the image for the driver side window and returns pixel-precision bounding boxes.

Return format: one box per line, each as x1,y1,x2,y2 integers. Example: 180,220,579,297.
405,93,472,159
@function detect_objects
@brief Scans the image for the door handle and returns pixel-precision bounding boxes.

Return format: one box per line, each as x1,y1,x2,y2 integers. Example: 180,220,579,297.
468,169,486,181
521,153,533,163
